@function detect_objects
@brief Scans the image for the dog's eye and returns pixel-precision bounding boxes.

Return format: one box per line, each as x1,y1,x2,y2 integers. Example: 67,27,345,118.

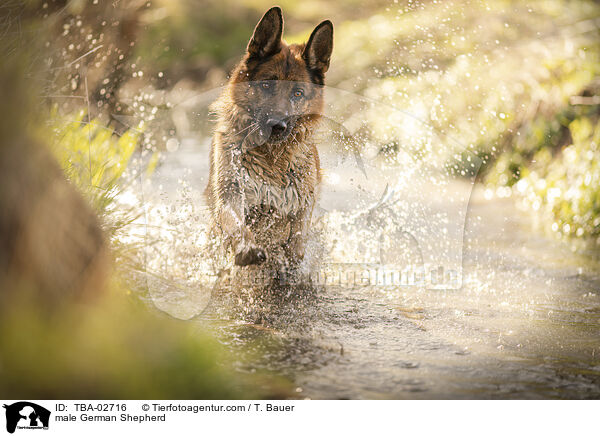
292,89,304,99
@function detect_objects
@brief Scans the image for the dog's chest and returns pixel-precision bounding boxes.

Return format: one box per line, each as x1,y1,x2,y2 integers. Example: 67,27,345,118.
240,154,312,216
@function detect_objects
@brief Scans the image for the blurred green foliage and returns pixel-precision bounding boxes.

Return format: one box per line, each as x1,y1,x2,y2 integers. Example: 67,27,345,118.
134,0,257,80
498,108,600,243
0,290,289,399
481,42,600,245
49,112,140,216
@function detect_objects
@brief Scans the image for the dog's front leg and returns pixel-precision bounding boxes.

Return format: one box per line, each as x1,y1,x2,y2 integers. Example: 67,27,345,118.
216,194,267,267
284,201,314,264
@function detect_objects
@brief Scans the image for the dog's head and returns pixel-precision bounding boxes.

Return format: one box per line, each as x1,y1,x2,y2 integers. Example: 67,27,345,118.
229,6,333,146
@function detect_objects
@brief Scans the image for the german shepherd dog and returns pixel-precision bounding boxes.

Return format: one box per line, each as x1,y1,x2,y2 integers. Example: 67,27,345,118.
206,7,333,270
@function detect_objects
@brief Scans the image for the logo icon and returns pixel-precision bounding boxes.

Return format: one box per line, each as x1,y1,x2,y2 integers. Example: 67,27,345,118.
3,402,50,434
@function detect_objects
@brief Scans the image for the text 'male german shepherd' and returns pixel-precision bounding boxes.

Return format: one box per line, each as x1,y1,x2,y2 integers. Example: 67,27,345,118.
206,6,333,269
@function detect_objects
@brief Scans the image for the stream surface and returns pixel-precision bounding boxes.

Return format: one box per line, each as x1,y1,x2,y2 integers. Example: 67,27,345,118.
135,140,600,399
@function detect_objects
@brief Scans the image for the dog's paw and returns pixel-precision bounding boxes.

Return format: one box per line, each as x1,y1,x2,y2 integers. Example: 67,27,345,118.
234,244,267,266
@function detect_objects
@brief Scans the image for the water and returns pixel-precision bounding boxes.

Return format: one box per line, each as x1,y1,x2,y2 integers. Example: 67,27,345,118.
127,139,600,399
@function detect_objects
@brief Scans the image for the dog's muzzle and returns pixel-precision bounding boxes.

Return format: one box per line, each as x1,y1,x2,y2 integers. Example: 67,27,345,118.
263,116,293,143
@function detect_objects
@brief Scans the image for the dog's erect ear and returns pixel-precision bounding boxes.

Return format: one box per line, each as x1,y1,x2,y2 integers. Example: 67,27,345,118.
247,6,283,58
303,20,333,73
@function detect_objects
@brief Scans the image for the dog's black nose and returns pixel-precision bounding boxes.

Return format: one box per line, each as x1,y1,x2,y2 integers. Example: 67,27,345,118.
267,118,287,134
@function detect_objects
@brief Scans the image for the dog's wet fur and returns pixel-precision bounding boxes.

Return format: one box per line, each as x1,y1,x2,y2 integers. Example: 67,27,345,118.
206,6,333,270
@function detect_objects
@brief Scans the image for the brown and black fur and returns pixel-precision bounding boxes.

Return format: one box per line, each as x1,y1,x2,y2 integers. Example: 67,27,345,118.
206,6,333,268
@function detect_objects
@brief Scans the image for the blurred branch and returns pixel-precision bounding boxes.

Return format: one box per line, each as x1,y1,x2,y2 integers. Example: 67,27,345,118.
570,95,600,105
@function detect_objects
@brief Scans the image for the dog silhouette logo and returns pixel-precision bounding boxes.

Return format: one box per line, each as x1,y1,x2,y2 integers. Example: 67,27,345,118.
3,402,50,434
